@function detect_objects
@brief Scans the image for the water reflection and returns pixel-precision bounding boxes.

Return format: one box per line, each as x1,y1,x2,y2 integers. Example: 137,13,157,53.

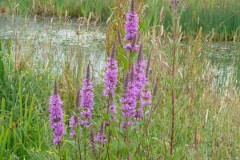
0,16,106,78
206,42,240,88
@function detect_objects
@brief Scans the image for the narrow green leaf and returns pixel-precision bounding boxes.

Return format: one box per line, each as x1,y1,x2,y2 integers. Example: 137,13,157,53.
1,97,5,118
0,40,4,81
18,79,23,123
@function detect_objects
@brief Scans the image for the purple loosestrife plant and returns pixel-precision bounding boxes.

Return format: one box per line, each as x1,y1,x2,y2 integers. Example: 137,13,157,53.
124,41,139,52
121,71,138,128
124,0,139,52
140,82,152,108
137,54,152,119
80,64,94,128
94,122,106,144
103,43,118,97
69,115,78,138
49,80,65,145
138,81,152,118
69,90,81,138
103,44,118,127
133,44,147,93
110,102,117,120
94,131,106,144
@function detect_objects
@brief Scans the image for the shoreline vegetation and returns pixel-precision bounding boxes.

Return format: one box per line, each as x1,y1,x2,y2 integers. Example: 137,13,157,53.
0,0,240,41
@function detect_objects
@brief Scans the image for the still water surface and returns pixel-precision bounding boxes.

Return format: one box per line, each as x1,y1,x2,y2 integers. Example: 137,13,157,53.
0,16,239,87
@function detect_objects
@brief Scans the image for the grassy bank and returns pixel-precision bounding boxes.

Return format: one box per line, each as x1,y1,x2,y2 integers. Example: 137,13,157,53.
1,0,240,41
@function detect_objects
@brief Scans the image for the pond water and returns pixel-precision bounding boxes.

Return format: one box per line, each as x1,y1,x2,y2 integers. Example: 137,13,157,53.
205,42,240,88
0,15,106,78
0,15,239,87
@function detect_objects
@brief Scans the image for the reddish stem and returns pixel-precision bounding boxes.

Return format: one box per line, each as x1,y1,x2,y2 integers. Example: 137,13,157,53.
170,13,178,156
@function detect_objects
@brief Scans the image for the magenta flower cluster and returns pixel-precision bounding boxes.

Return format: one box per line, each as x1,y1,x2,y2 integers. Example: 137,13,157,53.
109,103,117,120
94,132,106,144
133,47,151,119
49,82,65,145
136,81,152,119
124,0,139,52
80,66,94,128
120,72,139,128
140,82,152,108
94,122,106,144
69,115,78,138
103,45,118,97
48,0,153,150
133,49,147,93
124,12,138,40
121,46,152,126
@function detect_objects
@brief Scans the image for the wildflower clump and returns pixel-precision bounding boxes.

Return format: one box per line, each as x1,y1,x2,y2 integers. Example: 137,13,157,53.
133,44,147,93
94,123,106,144
121,71,138,128
49,80,65,145
80,64,94,128
124,0,139,52
103,43,118,97
69,115,78,138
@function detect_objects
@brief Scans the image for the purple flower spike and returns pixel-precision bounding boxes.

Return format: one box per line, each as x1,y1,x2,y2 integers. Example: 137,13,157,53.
94,131,106,144
133,45,147,93
81,120,91,128
140,82,152,108
121,121,133,129
124,0,138,41
69,115,78,138
95,132,106,144
124,0,139,52
120,71,138,128
69,90,81,138
124,43,139,52
95,123,106,144
81,110,92,118
135,108,143,119
110,103,117,114
138,85,152,119
110,102,117,121
103,44,118,97
137,53,152,119
125,0,138,40
80,81,94,111
49,80,65,145
80,64,94,128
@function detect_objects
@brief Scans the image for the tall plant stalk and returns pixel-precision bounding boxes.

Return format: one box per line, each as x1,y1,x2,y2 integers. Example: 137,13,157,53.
169,0,181,155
